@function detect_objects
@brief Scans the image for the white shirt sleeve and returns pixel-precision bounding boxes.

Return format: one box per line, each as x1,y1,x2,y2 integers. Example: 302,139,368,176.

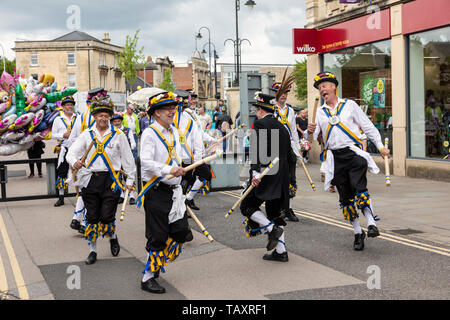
192,122,204,162
139,130,173,178
352,102,384,150
51,117,65,141
118,132,136,186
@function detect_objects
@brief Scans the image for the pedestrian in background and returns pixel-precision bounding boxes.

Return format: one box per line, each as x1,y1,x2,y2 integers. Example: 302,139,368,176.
27,141,45,178
123,104,140,160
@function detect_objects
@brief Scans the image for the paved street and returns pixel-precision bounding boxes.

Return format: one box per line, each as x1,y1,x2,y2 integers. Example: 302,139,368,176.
0,149,449,302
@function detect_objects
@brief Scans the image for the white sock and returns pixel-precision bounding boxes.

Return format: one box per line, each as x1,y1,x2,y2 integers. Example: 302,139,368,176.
350,219,363,234
363,205,376,226
130,190,136,200
58,189,65,196
110,233,117,240
142,270,154,282
186,178,203,200
275,227,286,254
250,210,273,233
289,198,292,208
89,241,97,253
74,197,85,221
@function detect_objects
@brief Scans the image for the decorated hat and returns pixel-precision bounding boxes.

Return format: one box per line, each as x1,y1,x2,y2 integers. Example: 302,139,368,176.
252,92,276,113
174,90,190,109
111,112,123,121
270,82,291,93
186,89,197,98
90,95,115,116
313,71,339,89
86,87,108,105
61,95,75,106
147,91,177,115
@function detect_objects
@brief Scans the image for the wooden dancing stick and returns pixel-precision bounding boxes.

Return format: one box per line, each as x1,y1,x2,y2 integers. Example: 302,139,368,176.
308,97,320,143
119,189,130,221
298,156,316,191
186,205,214,242
206,124,245,153
384,137,391,187
225,157,280,219
73,140,95,195
166,150,223,180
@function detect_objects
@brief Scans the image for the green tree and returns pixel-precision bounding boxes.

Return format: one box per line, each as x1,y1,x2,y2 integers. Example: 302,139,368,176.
158,69,175,92
0,57,16,76
293,59,307,108
116,30,145,85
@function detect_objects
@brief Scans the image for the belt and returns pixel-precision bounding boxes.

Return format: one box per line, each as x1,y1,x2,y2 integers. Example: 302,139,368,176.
329,147,350,154
143,181,177,191
92,171,110,176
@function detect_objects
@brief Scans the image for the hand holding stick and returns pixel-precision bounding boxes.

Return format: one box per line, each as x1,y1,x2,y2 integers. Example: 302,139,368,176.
166,151,222,180
225,157,279,219
308,97,319,143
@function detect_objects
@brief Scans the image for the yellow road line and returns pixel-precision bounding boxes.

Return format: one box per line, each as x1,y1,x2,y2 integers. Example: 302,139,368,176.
219,191,450,257
0,213,29,300
0,249,8,299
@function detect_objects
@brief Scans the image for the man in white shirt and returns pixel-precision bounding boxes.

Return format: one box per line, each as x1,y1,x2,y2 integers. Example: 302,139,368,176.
138,91,192,294
271,81,301,222
306,72,390,251
52,96,78,207
67,95,135,265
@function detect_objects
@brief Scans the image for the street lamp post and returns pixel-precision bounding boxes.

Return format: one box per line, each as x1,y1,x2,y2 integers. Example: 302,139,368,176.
224,38,251,85
230,0,256,86
196,26,212,98
202,42,219,99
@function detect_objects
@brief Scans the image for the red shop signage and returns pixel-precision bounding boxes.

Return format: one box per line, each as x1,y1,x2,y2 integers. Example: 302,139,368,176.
402,0,450,35
293,8,390,54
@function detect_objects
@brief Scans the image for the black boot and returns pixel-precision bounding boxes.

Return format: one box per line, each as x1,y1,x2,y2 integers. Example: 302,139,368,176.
70,219,81,230
78,224,85,235
185,199,199,210
85,252,97,265
353,230,366,251
110,237,120,256
263,250,289,262
266,225,283,251
141,278,166,294
54,196,64,207
283,208,299,222
367,225,380,238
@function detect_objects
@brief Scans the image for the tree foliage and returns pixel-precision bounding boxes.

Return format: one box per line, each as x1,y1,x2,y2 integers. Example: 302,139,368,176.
158,69,175,92
0,57,16,76
293,59,307,108
116,30,145,85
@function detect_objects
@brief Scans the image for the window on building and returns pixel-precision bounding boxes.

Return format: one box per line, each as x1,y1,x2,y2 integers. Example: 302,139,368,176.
30,53,38,66
68,73,76,87
408,27,450,159
323,39,392,154
99,52,106,66
68,52,76,65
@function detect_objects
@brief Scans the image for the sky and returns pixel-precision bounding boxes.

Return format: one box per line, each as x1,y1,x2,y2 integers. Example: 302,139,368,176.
0,0,307,66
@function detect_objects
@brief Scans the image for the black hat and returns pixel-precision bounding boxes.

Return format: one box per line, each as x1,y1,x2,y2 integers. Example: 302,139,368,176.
61,96,75,106
313,71,339,89
186,89,198,98
252,92,276,113
111,112,123,121
147,91,177,116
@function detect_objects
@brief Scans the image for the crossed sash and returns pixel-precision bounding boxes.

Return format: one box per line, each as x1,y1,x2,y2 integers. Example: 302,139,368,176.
173,107,195,162
53,114,77,153
136,124,182,208
320,99,363,162
80,111,95,133
85,126,124,193
275,106,292,136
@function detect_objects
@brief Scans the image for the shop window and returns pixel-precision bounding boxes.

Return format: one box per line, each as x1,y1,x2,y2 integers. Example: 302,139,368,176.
323,39,392,154
408,27,450,159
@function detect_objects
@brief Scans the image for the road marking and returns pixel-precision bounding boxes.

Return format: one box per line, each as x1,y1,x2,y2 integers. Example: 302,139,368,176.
219,190,450,257
0,249,8,299
0,213,29,300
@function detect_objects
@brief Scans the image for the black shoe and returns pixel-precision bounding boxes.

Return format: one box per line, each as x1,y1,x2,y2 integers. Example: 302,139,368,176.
79,225,85,235
354,230,366,251
70,219,81,230
185,199,199,211
284,209,299,222
263,250,289,262
54,196,64,207
266,225,283,251
141,278,166,294
367,225,380,238
154,269,160,279
129,198,136,205
85,252,97,265
118,197,124,204
185,228,194,242
110,237,120,257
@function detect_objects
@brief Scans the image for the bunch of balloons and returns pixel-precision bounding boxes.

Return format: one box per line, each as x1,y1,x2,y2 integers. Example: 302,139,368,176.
0,71,77,155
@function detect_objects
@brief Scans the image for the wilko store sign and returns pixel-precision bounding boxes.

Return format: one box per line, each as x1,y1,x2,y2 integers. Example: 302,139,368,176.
293,8,390,54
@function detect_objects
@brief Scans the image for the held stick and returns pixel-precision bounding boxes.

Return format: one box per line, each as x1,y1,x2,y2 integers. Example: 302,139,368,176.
206,124,245,153
298,156,316,191
384,137,391,187
166,151,222,180
120,189,130,221
308,97,320,143
186,205,214,242
73,140,95,195
225,157,280,219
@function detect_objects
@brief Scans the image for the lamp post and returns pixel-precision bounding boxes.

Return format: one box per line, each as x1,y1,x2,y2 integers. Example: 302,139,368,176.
202,42,219,98
230,0,256,86
224,38,251,86
196,26,212,98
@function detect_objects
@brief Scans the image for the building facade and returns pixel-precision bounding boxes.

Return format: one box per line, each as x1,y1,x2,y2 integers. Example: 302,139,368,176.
13,31,126,112
303,0,450,181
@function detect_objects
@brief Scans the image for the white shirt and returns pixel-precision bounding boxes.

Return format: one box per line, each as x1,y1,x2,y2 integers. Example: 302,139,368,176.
173,110,204,163
307,97,384,151
51,113,77,148
185,108,216,145
140,121,183,186
274,104,301,151
66,124,136,188
67,110,95,147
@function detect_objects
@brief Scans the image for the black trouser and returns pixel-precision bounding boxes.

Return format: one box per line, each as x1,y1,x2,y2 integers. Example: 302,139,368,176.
330,148,368,205
27,155,42,175
81,172,121,224
182,161,212,191
143,183,190,252
240,188,283,222
56,147,69,179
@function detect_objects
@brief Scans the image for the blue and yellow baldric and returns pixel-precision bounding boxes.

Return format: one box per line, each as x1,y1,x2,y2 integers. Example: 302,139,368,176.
320,99,363,162
173,107,195,163
52,114,77,154
85,126,124,193
80,111,95,133
135,124,181,208
274,106,292,136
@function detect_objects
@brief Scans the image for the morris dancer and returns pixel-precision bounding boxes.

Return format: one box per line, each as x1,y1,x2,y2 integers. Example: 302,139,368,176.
138,91,192,294
240,92,295,262
67,95,135,264
306,72,390,250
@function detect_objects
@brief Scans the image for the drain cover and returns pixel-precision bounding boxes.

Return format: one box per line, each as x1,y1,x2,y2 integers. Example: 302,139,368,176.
391,228,424,235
